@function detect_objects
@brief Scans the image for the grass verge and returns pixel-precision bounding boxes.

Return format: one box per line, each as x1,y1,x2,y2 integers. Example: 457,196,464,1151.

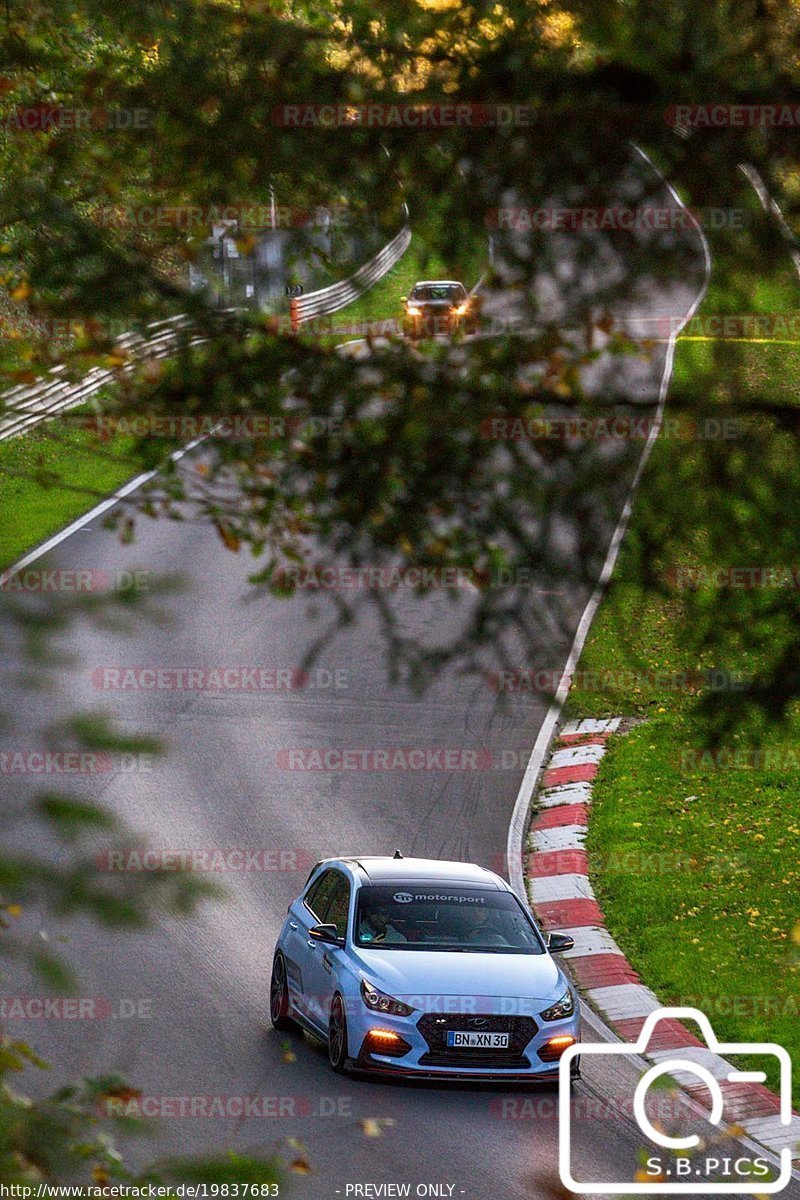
566,183,800,1106
0,410,155,570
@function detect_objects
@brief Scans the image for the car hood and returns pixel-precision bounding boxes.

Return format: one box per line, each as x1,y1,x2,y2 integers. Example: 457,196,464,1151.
350,947,565,1013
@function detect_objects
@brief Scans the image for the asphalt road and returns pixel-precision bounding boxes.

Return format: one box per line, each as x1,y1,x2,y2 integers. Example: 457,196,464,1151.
4,153,792,1200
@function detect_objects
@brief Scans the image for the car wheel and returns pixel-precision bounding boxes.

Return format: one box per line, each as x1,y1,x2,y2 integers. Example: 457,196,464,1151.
328,993,350,1073
270,953,298,1032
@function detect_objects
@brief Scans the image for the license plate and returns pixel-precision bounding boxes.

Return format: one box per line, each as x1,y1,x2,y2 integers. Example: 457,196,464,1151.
446,1030,510,1049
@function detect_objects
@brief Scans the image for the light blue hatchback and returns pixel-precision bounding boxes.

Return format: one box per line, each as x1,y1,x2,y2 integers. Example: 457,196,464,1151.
270,854,580,1082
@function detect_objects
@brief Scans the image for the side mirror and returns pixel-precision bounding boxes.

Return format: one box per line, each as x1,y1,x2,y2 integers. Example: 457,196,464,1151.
309,923,344,947
547,932,575,955
400,295,407,303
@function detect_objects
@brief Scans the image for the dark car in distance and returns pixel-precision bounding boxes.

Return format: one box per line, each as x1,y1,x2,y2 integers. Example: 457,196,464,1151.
401,280,478,338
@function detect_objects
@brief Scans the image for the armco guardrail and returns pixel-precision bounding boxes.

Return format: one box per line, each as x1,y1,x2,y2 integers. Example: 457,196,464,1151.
0,315,201,443
0,226,412,442
289,225,411,329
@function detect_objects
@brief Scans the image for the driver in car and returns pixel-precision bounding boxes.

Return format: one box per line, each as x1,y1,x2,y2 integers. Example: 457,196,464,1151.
359,906,408,944
465,904,510,945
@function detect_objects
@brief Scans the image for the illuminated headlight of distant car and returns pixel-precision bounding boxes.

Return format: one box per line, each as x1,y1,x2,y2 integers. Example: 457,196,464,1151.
360,979,414,1017
405,303,421,316
452,302,469,316
539,989,575,1021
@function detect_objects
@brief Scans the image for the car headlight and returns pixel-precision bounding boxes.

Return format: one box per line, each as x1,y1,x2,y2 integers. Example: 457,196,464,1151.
539,989,574,1021
452,302,469,316
360,979,414,1017
405,303,421,316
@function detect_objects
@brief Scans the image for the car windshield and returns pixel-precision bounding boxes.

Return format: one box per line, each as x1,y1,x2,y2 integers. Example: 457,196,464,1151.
354,884,545,953
410,285,462,301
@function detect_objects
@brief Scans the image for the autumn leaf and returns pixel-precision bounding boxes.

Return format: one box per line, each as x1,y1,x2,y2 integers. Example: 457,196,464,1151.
105,1086,141,1101
636,1170,666,1184
359,1118,383,1137
214,521,242,553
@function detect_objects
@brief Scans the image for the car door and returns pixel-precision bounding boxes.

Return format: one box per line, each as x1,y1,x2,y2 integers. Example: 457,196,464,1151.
302,868,352,1028
283,868,337,1022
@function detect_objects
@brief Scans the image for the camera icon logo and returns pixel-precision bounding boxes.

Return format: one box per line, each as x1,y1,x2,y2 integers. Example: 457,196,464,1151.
558,1006,794,1194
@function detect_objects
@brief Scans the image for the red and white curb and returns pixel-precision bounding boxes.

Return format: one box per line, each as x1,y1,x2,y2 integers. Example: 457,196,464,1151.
525,716,800,1164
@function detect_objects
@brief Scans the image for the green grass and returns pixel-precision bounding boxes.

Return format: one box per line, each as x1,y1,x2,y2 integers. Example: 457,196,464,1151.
0,410,154,569
585,718,799,1101
565,193,800,1106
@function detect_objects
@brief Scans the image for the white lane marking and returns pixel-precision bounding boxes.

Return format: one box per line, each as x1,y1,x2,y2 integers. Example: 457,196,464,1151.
548,926,625,957
648,1046,740,1084
739,163,800,283
506,146,711,902
560,717,621,736
2,436,206,579
530,824,587,853
530,873,594,902
539,781,594,807
549,743,606,769
741,1115,800,1154
588,983,662,1021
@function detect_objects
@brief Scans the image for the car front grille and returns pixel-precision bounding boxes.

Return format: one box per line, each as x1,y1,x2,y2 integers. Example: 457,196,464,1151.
417,1012,538,1068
